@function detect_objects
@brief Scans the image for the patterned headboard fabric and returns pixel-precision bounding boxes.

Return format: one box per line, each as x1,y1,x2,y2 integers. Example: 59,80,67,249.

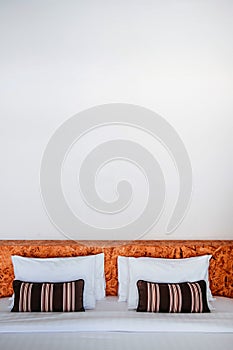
0,240,232,298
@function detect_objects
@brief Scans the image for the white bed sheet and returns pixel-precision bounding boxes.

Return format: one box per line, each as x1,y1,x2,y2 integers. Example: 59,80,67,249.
0,332,233,350
0,296,233,334
0,296,233,350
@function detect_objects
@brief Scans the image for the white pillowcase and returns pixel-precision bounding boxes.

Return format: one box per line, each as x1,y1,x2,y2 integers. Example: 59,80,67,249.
118,255,213,309
118,256,130,302
94,253,106,300
12,253,105,309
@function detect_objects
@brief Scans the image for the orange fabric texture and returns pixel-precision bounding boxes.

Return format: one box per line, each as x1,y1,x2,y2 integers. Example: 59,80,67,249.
0,240,232,298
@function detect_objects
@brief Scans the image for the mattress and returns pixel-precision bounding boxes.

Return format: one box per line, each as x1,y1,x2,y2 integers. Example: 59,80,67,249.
0,296,233,350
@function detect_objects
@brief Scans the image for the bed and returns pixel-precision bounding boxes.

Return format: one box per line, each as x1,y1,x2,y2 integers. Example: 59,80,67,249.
0,240,232,350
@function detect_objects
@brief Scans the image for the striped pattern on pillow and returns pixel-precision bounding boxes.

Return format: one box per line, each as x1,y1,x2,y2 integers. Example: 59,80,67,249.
137,280,210,313
11,279,85,312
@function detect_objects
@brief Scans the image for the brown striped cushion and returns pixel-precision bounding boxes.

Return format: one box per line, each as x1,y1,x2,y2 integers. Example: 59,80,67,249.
137,280,210,313
11,279,85,312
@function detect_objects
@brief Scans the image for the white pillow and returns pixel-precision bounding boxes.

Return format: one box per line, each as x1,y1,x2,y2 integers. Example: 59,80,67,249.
94,253,106,300
11,253,105,309
117,255,213,308
118,256,130,302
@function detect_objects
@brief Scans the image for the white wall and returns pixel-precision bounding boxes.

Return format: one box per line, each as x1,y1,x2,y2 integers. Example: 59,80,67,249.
0,0,232,240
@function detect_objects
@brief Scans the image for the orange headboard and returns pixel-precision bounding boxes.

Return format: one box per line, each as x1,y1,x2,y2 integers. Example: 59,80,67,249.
0,240,232,298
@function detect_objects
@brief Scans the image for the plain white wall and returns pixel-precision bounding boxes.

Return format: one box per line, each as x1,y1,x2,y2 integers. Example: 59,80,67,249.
0,0,232,240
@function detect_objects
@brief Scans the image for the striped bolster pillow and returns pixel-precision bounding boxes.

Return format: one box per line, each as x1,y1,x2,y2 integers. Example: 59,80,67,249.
11,279,85,312
137,280,210,313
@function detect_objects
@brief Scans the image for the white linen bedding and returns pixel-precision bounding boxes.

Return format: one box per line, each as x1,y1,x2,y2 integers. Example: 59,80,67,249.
0,296,233,350
0,332,233,350
0,296,233,334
